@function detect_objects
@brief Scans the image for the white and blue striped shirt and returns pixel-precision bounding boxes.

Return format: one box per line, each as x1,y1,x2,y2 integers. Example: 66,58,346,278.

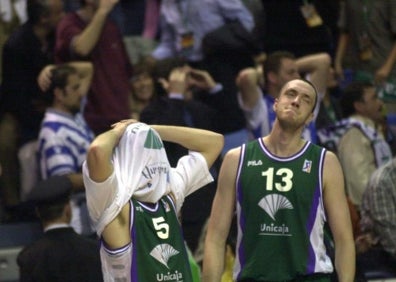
38,109,94,179
38,109,95,235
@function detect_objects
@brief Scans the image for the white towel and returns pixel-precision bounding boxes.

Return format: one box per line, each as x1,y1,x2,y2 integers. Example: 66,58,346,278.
113,122,170,203
83,122,171,235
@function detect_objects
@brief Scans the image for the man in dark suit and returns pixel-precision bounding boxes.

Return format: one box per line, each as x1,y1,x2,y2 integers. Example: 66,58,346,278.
17,175,103,282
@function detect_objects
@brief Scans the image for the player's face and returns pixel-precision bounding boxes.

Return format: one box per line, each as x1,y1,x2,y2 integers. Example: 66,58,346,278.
274,79,316,128
62,74,82,114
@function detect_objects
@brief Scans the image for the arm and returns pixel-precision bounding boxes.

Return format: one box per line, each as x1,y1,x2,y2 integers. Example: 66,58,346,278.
151,16,176,60
236,67,262,109
334,32,349,80
37,61,93,94
375,42,396,84
150,125,224,169
85,120,136,248
72,0,118,56
86,120,135,182
375,0,396,84
323,151,355,282
187,68,218,92
296,52,331,97
218,0,254,31
202,148,239,282
367,174,396,258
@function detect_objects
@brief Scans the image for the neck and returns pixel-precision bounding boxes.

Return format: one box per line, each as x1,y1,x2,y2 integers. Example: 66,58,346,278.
52,104,75,115
264,122,306,157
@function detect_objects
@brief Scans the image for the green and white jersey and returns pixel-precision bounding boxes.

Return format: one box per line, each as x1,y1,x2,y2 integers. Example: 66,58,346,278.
131,195,192,281
234,138,333,281
102,195,193,282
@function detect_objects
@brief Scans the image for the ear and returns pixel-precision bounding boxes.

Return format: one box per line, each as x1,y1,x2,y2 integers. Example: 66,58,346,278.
305,112,315,126
353,100,365,114
267,71,278,85
273,98,279,112
53,88,63,101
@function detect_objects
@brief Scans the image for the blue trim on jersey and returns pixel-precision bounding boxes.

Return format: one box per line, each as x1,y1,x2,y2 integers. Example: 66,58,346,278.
236,143,247,279
259,137,311,161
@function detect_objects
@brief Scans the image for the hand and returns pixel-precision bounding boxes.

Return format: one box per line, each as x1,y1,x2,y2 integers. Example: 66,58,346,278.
98,0,119,14
111,119,139,140
187,68,216,91
375,64,391,85
236,67,259,88
355,233,379,254
37,65,54,92
167,67,189,94
158,77,169,93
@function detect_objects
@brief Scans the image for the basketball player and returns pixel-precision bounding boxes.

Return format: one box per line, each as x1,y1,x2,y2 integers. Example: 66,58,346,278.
83,120,223,281
203,79,355,282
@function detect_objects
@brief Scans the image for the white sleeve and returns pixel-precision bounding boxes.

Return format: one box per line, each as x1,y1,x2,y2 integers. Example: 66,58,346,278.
169,152,214,213
82,161,120,235
100,243,132,282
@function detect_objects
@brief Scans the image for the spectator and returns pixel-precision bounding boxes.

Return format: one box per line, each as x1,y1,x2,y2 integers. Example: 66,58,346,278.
37,62,95,236
0,0,65,212
357,157,396,277
151,0,259,151
55,0,133,135
17,175,103,282
356,158,396,277
260,0,340,57
337,81,393,211
335,0,396,114
116,0,160,66
203,79,355,281
0,0,27,82
129,61,157,120
236,51,331,143
83,120,223,281
315,66,344,144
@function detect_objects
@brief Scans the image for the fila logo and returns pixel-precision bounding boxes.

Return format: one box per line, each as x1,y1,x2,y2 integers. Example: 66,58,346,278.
247,160,263,167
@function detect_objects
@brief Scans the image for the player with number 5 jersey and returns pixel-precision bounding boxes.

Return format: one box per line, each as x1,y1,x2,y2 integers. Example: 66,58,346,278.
83,120,223,281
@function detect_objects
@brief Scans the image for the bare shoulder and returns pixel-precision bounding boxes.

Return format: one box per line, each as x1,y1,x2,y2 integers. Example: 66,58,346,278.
218,146,242,181
322,150,344,190
323,150,341,169
223,146,242,166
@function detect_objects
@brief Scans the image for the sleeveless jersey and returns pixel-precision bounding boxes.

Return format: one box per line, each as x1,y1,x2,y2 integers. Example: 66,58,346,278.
234,139,333,281
131,195,193,282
